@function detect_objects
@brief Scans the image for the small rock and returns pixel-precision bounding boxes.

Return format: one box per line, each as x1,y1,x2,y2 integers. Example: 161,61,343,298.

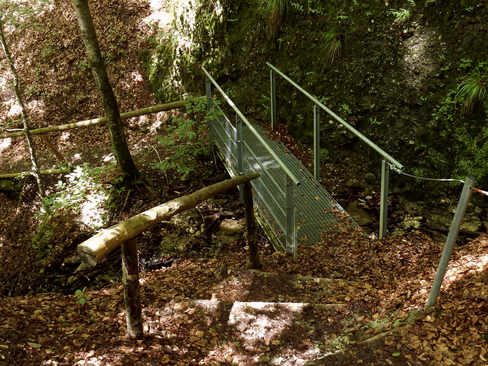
460,215,482,233
215,218,245,245
346,178,361,189
218,219,245,235
426,211,452,232
346,202,374,226
365,172,376,185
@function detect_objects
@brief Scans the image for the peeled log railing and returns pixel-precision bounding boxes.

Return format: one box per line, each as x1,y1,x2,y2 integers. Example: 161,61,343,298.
77,172,261,339
0,100,189,139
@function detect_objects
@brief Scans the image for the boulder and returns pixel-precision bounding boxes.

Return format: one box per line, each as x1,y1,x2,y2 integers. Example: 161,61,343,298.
215,218,245,245
346,202,375,226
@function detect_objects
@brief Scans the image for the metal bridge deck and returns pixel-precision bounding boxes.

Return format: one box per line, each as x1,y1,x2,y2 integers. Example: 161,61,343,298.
209,105,356,251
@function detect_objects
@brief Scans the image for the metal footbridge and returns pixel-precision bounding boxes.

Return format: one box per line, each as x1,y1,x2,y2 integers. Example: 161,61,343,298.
202,63,403,255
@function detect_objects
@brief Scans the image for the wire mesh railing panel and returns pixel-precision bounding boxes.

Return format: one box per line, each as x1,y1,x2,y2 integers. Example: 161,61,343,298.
249,124,357,246
210,102,357,251
205,67,357,253
241,124,288,248
209,104,238,175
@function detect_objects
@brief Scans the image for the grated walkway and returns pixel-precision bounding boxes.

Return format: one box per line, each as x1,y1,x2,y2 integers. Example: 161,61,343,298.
209,104,357,251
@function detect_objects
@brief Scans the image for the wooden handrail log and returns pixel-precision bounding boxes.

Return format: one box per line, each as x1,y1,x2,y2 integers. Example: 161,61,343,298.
77,172,260,266
0,99,193,139
0,167,70,179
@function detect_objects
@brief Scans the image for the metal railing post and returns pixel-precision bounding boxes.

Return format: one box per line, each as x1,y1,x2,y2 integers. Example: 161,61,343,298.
379,160,390,239
236,114,243,175
313,104,320,181
205,77,212,110
426,176,474,308
285,176,297,257
236,113,244,200
270,69,277,130
266,62,403,171
205,78,213,143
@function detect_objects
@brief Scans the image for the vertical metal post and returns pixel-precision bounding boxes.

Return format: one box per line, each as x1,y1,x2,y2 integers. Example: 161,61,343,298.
270,69,277,130
205,78,213,143
313,104,320,181
379,160,390,239
285,176,297,257
426,177,474,308
205,77,212,110
236,114,244,201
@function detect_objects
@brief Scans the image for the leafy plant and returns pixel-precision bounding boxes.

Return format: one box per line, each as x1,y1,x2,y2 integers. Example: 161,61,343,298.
323,29,342,64
32,163,111,252
390,8,411,24
340,103,352,116
368,117,383,126
153,97,211,179
74,288,90,306
458,58,473,71
456,61,488,112
289,0,325,15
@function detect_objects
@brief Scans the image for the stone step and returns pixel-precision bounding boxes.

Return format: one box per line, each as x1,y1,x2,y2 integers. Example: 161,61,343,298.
210,269,358,304
148,299,354,365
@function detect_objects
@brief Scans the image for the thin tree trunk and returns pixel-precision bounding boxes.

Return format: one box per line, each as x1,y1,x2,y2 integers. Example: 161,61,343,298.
121,239,143,339
72,0,139,181
0,19,44,197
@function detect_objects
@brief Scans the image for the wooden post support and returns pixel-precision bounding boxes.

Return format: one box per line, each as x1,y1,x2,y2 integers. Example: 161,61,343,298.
243,182,261,269
121,239,143,339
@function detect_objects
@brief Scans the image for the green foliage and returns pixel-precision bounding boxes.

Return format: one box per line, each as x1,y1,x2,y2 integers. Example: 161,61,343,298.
323,29,342,64
0,0,53,27
320,148,329,161
289,0,325,15
41,164,104,216
74,288,90,306
368,117,383,126
390,8,411,24
32,164,110,252
31,218,57,251
340,103,352,116
142,33,182,102
41,45,55,59
421,64,488,185
456,61,488,112
153,97,212,179
458,58,473,71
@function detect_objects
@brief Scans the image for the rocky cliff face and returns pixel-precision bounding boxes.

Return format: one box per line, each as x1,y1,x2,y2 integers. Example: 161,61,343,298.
144,0,488,191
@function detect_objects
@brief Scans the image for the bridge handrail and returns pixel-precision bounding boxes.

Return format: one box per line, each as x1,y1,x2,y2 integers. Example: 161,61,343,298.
266,62,404,170
202,66,300,186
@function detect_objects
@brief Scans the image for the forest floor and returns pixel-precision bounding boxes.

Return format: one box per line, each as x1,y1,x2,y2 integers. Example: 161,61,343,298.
1,229,488,365
0,0,488,365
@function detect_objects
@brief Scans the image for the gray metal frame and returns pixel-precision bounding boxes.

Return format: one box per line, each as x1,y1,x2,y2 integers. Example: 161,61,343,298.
426,177,474,307
267,62,403,238
203,67,300,253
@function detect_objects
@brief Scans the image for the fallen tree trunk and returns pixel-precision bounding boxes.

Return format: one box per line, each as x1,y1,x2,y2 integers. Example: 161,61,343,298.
78,172,260,266
0,100,190,139
0,168,70,179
